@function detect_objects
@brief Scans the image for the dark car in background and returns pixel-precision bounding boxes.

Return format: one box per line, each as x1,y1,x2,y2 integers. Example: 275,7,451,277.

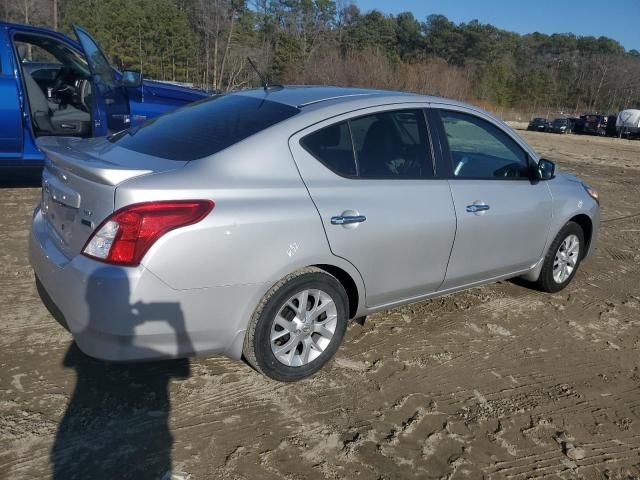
548,117,576,134
527,117,550,132
606,115,618,137
582,114,608,136
572,117,586,135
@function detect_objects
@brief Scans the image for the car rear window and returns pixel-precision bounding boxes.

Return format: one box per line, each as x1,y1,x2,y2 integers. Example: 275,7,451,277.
110,95,299,160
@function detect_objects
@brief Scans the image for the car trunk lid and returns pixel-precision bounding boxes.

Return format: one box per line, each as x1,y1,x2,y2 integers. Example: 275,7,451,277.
37,136,187,259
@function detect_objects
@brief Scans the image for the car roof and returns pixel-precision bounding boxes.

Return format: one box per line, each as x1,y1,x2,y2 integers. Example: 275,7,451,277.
233,85,470,110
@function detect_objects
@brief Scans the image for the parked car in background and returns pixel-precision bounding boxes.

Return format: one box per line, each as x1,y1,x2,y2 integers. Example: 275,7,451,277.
0,21,209,172
616,109,640,138
527,117,550,132
605,115,618,137
548,117,576,134
572,117,586,135
30,86,600,381
581,114,608,136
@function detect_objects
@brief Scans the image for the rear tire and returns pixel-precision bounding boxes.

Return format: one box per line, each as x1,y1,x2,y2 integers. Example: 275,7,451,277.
535,221,585,293
243,267,349,382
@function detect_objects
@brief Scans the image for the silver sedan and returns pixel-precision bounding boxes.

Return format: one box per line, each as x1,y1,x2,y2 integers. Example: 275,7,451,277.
30,87,600,381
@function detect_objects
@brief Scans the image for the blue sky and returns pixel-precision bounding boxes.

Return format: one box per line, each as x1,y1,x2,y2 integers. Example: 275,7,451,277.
355,0,640,52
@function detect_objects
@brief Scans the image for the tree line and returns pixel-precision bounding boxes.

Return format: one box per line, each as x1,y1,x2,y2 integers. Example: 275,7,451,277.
2,0,639,114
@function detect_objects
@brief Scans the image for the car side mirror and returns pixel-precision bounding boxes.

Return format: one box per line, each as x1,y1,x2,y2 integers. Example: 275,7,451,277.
121,70,143,88
536,158,555,180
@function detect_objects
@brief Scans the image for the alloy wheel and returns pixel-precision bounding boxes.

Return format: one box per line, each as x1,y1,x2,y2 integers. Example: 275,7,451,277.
270,289,337,367
553,234,580,283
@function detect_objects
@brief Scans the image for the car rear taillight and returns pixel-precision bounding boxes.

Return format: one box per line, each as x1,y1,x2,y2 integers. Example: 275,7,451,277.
82,200,214,266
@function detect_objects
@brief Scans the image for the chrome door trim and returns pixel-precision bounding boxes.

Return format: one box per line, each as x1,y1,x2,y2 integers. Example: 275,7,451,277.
330,215,366,225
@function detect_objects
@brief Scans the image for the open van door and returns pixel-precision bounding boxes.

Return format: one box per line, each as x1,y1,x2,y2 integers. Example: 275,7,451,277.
73,25,130,135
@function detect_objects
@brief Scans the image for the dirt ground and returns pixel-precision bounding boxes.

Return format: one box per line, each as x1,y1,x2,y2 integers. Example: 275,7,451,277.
1,130,640,480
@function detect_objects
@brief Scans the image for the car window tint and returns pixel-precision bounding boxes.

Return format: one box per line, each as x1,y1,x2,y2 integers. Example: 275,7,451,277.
350,110,432,179
110,95,299,160
301,122,356,176
440,110,529,179
74,28,117,89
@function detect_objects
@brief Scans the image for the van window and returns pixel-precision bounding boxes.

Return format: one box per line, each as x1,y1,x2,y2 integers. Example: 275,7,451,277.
111,95,300,160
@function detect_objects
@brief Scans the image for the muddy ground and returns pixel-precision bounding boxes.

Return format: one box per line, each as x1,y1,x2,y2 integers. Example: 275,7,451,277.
1,131,640,480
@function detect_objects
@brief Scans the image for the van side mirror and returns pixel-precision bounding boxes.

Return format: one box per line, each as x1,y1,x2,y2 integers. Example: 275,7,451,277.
121,70,143,88
536,158,555,180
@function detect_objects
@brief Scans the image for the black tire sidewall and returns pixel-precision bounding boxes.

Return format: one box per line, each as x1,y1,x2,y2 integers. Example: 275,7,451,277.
540,222,585,292
252,273,349,382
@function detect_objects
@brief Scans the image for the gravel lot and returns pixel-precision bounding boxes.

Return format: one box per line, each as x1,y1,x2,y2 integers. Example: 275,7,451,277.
1,131,640,480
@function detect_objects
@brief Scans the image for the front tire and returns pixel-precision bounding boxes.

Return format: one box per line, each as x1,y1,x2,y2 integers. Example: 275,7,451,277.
535,221,585,293
243,267,349,382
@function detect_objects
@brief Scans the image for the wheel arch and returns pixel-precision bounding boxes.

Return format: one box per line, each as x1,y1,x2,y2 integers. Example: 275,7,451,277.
521,213,594,283
568,213,593,258
313,263,361,319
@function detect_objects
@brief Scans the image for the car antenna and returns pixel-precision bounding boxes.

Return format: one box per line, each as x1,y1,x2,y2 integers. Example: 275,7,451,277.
247,57,269,91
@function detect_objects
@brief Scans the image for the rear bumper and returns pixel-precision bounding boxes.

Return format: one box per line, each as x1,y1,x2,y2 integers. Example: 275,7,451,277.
29,207,267,361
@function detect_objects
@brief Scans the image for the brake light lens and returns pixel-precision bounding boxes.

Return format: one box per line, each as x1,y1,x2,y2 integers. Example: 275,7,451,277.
83,200,214,266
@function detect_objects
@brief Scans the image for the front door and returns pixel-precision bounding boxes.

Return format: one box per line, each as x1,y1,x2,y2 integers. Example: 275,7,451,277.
290,107,457,307
433,108,553,289
73,26,130,135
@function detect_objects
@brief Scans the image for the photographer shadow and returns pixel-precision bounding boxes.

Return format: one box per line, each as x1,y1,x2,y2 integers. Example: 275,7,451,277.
50,267,192,480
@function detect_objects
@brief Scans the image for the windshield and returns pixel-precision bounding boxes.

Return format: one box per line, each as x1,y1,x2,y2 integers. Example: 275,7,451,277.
110,94,300,161
553,119,567,125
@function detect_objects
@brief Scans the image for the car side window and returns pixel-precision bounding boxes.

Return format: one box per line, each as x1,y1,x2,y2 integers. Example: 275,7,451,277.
351,110,432,179
440,110,530,179
301,109,433,179
301,121,356,176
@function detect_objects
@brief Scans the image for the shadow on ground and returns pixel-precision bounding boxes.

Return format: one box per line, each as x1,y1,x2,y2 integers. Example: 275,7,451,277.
48,267,193,480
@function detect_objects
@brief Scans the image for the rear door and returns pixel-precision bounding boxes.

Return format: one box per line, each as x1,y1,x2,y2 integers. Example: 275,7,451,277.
290,106,456,307
73,26,130,135
431,107,552,289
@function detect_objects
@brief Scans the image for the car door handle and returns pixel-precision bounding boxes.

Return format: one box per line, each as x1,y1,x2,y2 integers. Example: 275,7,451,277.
331,215,367,225
466,204,490,213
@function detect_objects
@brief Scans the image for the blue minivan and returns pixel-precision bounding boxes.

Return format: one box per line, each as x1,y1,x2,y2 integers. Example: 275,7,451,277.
0,22,209,171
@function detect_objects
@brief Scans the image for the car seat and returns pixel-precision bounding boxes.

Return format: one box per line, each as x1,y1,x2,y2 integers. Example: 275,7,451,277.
23,71,91,137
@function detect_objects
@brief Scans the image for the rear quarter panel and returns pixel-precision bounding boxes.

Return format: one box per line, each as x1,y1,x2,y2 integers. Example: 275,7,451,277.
114,130,366,307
